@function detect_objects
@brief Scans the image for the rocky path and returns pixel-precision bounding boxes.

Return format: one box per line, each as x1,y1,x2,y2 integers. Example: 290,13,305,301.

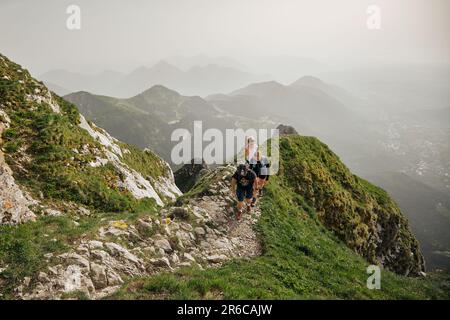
189,192,261,259
16,166,263,299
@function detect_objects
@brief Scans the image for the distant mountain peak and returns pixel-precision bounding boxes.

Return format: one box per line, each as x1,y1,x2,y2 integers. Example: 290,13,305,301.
128,61,182,80
290,75,325,87
128,65,150,75
256,80,283,87
67,90,94,97
150,60,181,72
138,84,181,99
153,59,172,66
230,80,285,96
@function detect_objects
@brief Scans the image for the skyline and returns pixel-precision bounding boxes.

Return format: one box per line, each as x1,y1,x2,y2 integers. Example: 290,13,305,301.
0,0,449,76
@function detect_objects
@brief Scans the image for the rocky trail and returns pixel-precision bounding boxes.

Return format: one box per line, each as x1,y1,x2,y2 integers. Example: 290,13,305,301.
0,54,262,299
2,52,446,300
16,166,262,300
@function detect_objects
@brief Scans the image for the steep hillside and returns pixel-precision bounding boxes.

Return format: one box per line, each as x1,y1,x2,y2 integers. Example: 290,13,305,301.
0,54,180,217
277,136,424,275
368,172,450,271
63,91,172,161
112,138,449,299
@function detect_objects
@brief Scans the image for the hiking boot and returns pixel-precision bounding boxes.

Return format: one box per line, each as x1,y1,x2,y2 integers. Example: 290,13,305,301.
236,209,243,221
251,197,257,207
247,204,252,213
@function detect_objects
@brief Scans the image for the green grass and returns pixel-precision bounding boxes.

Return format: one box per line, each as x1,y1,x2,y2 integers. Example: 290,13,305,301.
110,177,450,300
276,136,424,275
0,204,158,299
0,53,169,213
0,215,85,297
118,142,167,180
2,101,139,212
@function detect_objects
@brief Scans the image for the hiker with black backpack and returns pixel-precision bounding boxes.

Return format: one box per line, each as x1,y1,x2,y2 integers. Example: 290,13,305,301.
230,163,257,220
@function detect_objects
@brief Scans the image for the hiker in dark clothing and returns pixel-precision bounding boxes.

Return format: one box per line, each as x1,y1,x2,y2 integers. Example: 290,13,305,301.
247,150,271,205
255,152,270,196
230,164,257,220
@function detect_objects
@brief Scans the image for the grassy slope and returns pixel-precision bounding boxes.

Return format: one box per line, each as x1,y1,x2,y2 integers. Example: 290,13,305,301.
0,205,160,298
0,53,169,297
110,176,449,299
276,136,424,275
0,54,167,212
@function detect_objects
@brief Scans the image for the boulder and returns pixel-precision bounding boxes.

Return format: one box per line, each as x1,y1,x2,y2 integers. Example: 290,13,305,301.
106,270,123,286
150,257,171,268
105,242,141,265
60,253,90,271
183,252,196,262
194,227,206,237
154,239,172,252
90,263,108,289
276,124,298,135
88,240,104,249
174,158,209,193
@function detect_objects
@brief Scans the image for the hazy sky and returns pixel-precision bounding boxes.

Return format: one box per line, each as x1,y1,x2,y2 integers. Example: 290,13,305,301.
0,0,449,74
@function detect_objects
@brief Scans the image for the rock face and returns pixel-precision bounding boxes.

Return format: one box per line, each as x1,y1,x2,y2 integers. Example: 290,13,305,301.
174,158,209,193
0,124,37,224
0,53,180,223
78,115,180,206
278,135,425,275
277,124,298,135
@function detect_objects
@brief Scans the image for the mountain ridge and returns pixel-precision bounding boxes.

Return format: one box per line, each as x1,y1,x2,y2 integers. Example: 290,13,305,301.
1,53,448,300
40,61,269,98
64,85,275,164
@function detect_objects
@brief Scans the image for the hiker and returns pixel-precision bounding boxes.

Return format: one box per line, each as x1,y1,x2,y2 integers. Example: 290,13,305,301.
230,163,257,220
255,151,270,196
244,136,260,204
244,136,271,203
244,136,258,163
